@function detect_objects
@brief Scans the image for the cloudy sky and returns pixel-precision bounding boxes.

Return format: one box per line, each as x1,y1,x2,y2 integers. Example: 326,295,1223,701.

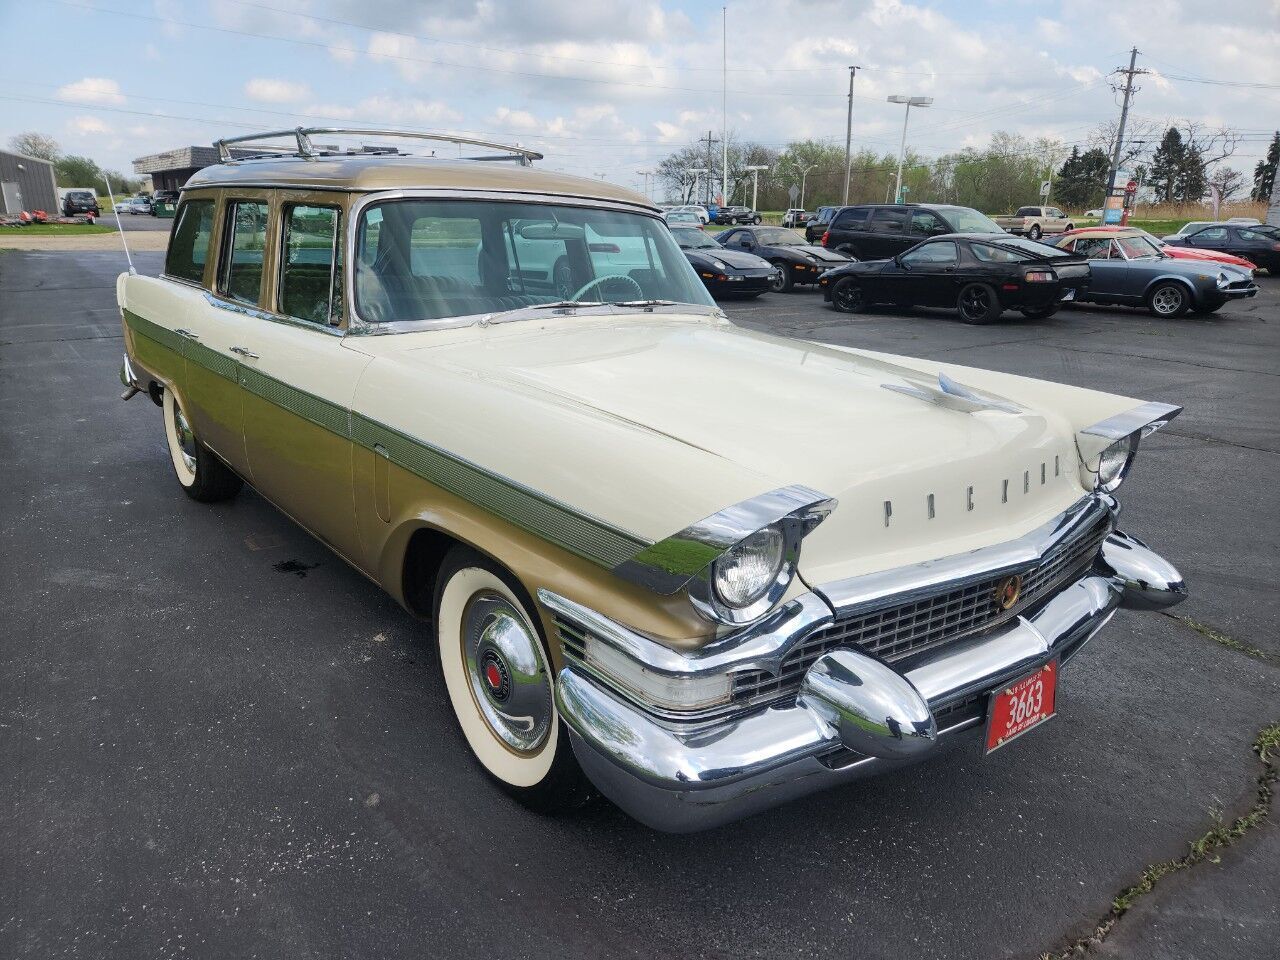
1,0,1277,192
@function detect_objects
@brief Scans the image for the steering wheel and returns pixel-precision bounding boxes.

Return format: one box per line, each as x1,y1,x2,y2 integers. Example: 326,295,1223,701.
570,273,644,302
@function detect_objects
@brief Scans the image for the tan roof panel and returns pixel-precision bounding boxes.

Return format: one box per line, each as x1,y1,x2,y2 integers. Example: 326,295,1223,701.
184,154,654,207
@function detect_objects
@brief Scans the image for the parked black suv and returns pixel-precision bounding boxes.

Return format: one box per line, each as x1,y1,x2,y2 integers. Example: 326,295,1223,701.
820,203,1004,260
713,205,762,225
61,190,100,217
805,205,841,243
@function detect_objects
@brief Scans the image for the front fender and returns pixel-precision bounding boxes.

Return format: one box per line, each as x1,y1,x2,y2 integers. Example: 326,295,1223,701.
1142,272,1203,304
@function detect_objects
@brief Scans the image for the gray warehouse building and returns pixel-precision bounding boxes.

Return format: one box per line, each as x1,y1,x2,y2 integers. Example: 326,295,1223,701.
133,144,254,191
0,149,59,215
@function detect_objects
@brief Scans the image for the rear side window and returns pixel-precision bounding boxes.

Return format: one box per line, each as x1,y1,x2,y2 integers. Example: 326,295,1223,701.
971,242,1031,263
1015,207,1039,217
870,208,908,232
279,204,342,325
165,199,215,284
220,201,270,304
833,207,868,229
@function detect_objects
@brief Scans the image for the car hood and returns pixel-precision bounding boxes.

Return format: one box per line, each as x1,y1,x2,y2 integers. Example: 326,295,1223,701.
363,313,1139,587
688,249,772,269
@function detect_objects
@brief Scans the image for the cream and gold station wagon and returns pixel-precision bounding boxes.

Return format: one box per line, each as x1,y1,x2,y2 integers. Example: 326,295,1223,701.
118,128,1188,832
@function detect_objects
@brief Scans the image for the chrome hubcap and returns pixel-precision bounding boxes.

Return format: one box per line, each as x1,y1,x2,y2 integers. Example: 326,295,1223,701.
1152,288,1182,314
462,592,552,754
171,400,197,472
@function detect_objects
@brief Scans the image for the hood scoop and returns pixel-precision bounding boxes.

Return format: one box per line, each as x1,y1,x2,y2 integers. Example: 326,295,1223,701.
882,372,1023,415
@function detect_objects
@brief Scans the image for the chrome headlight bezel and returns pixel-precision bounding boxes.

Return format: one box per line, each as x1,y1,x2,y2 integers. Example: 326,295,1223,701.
689,521,802,626
1077,401,1182,494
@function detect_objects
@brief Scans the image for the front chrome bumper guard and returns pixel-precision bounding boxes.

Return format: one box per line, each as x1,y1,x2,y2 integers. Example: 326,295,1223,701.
552,529,1186,833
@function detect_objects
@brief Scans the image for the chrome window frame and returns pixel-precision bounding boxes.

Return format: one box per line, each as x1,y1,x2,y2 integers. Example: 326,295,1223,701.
217,198,273,307
276,201,344,329
341,189,708,336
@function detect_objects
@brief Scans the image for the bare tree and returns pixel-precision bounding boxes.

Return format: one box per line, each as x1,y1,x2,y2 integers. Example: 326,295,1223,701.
1177,120,1241,168
7,131,61,161
1208,166,1246,202
1088,117,1160,171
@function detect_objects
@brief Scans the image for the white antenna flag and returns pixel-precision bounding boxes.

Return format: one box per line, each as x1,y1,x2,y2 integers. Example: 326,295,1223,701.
103,175,136,275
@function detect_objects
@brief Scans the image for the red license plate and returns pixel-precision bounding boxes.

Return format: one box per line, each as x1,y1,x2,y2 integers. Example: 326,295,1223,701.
985,660,1058,753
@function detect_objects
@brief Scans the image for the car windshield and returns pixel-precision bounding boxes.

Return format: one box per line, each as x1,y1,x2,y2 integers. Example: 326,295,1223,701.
930,205,1004,233
1116,235,1163,259
751,227,803,246
671,228,719,250
354,199,714,324
68,191,93,200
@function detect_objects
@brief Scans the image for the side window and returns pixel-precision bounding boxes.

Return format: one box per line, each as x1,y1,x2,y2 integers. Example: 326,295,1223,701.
909,210,946,236
1068,238,1111,261
869,208,908,233
1047,208,1064,219
1192,227,1228,241
833,208,869,229
279,204,342,325
219,201,270,304
971,242,1031,263
901,241,958,266
1015,207,1038,217
164,199,215,284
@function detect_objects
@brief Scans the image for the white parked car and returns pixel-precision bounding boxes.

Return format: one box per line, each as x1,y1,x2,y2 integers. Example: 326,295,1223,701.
114,196,152,215
668,204,709,224
117,127,1189,832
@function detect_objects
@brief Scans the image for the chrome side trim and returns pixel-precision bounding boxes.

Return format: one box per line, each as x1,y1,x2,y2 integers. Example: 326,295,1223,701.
612,484,836,595
1081,401,1182,440
816,493,1114,616
203,291,344,337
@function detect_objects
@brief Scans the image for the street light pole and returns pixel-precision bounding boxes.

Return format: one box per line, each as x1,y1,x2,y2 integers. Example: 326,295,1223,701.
792,162,816,210
887,95,932,204
842,65,860,205
720,5,729,208
688,167,709,206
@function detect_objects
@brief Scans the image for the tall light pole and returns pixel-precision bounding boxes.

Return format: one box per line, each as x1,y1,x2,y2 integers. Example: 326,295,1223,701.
842,65,860,204
744,164,768,211
792,162,817,210
637,170,653,201
720,6,729,208
887,95,932,204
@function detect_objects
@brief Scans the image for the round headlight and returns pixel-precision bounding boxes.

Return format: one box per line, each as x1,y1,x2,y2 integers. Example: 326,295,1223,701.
1095,435,1138,492
713,526,786,608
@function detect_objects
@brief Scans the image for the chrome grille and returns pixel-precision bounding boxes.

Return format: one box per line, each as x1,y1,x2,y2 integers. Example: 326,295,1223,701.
731,514,1111,708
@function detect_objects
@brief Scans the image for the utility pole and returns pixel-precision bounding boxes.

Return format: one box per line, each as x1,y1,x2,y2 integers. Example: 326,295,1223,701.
842,65,860,205
700,130,719,206
1104,47,1146,213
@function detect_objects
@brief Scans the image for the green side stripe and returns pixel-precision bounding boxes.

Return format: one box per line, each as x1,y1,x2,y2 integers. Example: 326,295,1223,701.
122,309,650,568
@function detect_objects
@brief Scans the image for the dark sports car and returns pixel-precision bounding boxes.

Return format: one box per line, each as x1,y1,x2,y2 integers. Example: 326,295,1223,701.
1054,230,1259,316
818,233,1091,324
1162,222,1280,274
671,226,779,298
717,225,854,292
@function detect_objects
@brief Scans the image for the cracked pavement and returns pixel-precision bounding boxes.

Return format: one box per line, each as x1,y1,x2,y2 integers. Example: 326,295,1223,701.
1,251,1277,959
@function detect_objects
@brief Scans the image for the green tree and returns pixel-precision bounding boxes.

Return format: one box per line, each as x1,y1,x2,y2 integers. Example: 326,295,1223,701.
1252,131,1279,202
54,155,103,189
1148,128,1185,203
1176,142,1207,201
7,131,61,161
1054,147,1109,209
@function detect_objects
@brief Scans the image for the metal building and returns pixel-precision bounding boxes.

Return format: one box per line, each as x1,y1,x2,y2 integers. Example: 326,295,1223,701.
132,145,256,191
0,149,59,214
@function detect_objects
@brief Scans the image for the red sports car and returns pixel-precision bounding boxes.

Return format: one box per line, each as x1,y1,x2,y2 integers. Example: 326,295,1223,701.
1052,227,1257,271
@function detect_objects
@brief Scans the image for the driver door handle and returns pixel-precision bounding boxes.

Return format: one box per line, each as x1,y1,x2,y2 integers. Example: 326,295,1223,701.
230,346,259,359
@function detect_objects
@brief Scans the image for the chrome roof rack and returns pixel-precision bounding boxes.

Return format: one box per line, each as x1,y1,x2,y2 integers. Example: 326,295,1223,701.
213,127,543,166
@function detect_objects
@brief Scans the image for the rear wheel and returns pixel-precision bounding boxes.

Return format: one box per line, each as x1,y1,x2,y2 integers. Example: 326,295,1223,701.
433,547,592,814
769,262,793,293
1027,224,1042,240
162,387,242,502
831,277,868,314
957,283,1002,324
752,215,762,225
1020,303,1060,319
1147,282,1190,318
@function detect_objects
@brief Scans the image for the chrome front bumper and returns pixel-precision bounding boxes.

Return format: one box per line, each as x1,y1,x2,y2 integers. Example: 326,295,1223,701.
550,529,1186,833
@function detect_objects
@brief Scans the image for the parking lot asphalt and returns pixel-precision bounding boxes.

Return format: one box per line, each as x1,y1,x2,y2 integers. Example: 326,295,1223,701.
2,250,1277,960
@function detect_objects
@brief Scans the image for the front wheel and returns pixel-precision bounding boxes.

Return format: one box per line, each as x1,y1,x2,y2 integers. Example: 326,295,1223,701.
957,283,1002,324
433,547,592,814
831,277,869,314
769,262,793,293
162,387,242,502
1147,282,1190,318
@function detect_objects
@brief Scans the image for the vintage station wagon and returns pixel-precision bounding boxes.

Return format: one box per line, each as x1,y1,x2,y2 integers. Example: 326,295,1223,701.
118,128,1188,832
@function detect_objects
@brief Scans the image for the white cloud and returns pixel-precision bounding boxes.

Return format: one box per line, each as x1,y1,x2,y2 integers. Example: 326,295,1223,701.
57,78,125,106
68,116,110,135
244,78,311,103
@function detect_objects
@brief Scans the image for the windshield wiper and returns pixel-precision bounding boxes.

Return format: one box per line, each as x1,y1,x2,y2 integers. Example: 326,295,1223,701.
523,299,604,309
612,299,678,310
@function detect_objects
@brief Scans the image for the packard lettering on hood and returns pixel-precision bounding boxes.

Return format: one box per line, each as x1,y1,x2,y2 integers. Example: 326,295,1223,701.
116,134,1188,831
